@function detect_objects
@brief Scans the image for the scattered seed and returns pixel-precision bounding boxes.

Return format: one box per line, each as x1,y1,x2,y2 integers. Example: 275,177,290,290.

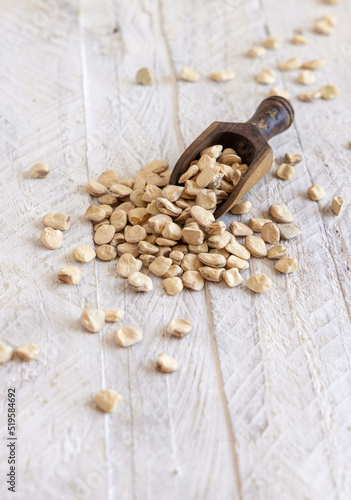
226,240,251,260
297,70,316,85
40,227,62,249
284,153,302,165
0,341,14,364
157,354,179,373
292,34,307,44
264,37,283,49
298,90,322,102
226,255,249,271
98,170,119,188
72,245,96,262
331,196,344,215
80,308,105,333
277,163,295,179
246,46,266,58
269,87,290,100
261,222,280,244
198,252,226,268
278,57,302,71
96,245,117,261
248,218,272,232
210,70,235,82
94,224,116,245
302,59,326,70
279,223,301,240
246,273,272,293
245,235,267,258
256,68,276,84
114,325,143,347
87,179,108,196
104,309,124,322
182,270,205,291
190,205,215,227
136,67,155,85
230,200,252,215
94,389,123,413
314,19,333,35
116,253,142,278
84,206,106,222
275,257,298,274
179,66,199,82
29,162,50,178
308,184,326,201
149,256,172,276
128,272,153,292
58,266,81,285
15,344,40,361
42,213,71,231
167,319,193,338
320,85,339,100
267,244,289,259
229,221,253,236
270,204,294,223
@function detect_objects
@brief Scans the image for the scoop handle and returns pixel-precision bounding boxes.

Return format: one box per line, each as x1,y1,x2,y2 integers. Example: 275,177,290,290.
246,96,294,142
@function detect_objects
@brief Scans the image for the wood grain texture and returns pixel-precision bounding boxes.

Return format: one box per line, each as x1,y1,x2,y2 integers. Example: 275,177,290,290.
0,0,350,499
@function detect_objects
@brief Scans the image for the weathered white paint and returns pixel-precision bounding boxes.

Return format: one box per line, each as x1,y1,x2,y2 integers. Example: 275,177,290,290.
0,0,350,499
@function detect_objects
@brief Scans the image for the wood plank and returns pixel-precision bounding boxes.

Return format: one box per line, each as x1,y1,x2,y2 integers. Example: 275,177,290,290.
79,0,240,498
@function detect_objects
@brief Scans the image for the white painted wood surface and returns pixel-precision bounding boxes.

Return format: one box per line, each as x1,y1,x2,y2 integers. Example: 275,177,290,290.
0,0,351,499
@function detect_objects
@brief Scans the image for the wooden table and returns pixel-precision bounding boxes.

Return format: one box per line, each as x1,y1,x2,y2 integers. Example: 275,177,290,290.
1,0,351,498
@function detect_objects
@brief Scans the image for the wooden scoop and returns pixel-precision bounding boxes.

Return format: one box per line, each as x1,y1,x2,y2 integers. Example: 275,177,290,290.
169,96,294,219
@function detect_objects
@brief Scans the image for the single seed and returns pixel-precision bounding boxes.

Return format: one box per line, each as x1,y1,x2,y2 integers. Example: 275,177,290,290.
94,389,123,413
196,166,221,188
196,189,217,210
84,205,106,222
263,37,283,49
142,160,168,173
128,272,153,292
128,207,149,225
162,222,182,240
229,222,253,236
279,223,301,240
94,224,116,245
138,240,159,254
15,344,40,361
298,90,322,102
275,257,298,274
116,253,142,278
205,221,226,235
198,252,226,268
40,227,62,249
99,204,113,217
278,57,302,71
199,267,224,282
267,244,289,259
157,354,179,373
245,235,267,258
179,66,199,82
157,198,182,216
207,231,232,249
256,68,276,84
72,245,96,262
308,184,326,201
314,19,333,35
189,242,208,254
248,218,272,232
98,169,119,188
270,204,294,223
163,277,183,295
181,253,202,271
261,222,280,244
230,200,252,214
58,266,81,285
269,88,290,100
29,162,50,178
210,70,235,82
80,308,105,333
218,153,242,165
182,270,205,291
114,325,143,347
169,250,184,266
292,34,307,44
226,255,249,271
86,179,108,196
225,240,251,260
284,153,302,165
98,194,118,205
130,190,147,208
223,268,244,288
179,164,199,183
331,196,344,215
246,46,266,58
297,70,316,85
302,59,326,70
200,145,223,158
162,185,184,202
190,205,215,226
246,273,272,293
136,67,155,85
96,245,117,261
164,265,183,278
42,213,71,230
320,85,339,100
125,225,147,243
139,254,156,267
167,319,193,338
277,163,295,179
149,256,172,276
156,246,172,257
197,154,216,171
149,214,173,235
104,309,124,322
110,210,128,231
110,183,133,197
0,341,14,364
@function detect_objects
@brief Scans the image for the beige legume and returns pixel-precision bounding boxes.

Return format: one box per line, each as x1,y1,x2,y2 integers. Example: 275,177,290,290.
230,200,252,214
40,227,62,249
269,88,290,100
87,179,108,196
98,169,119,188
30,162,50,178
270,204,294,223
298,90,322,102
0,341,13,364
116,253,142,278
267,244,289,259
246,46,266,58
210,70,235,82
331,196,344,215
279,224,301,240
94,224,116,245
297,70,316,85
223,268,244,288
320,85,339,100
229,222,253,237
80,308,105,333
96,245,117,260
42,213,71,230
157,354,179,373
164,265,183,279
308,184,326,201
275,257,298,274
84,205,106,222
163,277,183,295
292,34,307,44
149,256,172,276
245,235,267,258
15,344,40,361
136,67,155,85
58,266,81,285
256,68,276,84
182,270,205,291
190,205,215,226
226,240,250,260
72,245,96,262
114,325,143,347
167,319,193,338
302,59,326,70
264,37,283,49
248,218,272,232
199,266,224,282
94,389,122,413
278,57,302,71
226,255,250,271
198,252,226,268
246,273,272,293
261,222,280,244
179,66,200,82
285,153,302,165
128,272,153,292
104,309,124,322
277,163,295,180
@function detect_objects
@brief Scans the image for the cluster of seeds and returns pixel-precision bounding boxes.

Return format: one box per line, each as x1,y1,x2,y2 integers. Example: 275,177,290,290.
0,341,40,365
